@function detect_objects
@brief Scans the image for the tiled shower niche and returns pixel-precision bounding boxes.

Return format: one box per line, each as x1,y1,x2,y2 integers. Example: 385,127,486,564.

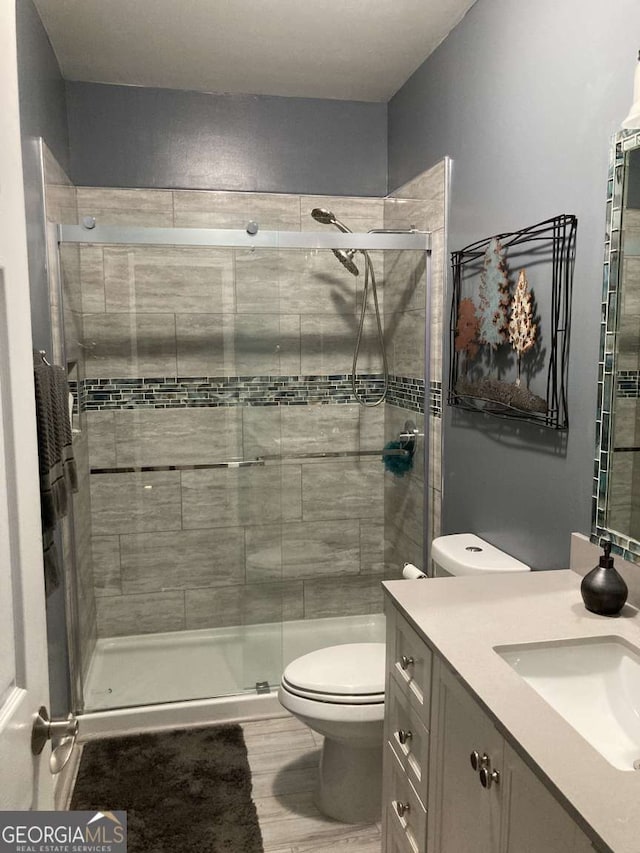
55,175,445,660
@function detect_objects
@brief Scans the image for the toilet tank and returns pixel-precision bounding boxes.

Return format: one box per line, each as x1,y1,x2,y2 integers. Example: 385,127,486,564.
431,533,530,577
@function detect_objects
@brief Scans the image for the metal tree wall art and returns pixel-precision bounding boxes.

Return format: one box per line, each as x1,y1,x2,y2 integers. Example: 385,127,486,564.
508,269,537,386
477,237,510,353
454,297,480,374
449,214,577,430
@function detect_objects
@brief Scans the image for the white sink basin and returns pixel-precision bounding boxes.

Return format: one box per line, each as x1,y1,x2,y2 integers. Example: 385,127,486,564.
496,637,640,771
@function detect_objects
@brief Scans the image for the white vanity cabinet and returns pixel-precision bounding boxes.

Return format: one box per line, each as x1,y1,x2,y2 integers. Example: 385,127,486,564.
382,602,598,853
430,660,595,853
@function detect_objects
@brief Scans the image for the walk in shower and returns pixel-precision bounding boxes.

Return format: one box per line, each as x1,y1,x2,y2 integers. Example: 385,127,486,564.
40,154,446,728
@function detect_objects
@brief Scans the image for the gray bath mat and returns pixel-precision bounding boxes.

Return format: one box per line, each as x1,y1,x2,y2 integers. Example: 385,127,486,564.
71,724,263,853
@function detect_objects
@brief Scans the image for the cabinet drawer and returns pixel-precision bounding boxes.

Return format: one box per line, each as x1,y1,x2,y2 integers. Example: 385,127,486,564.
385,803,420,853
390,613,432,714
386,743,427,853
387,676,430,807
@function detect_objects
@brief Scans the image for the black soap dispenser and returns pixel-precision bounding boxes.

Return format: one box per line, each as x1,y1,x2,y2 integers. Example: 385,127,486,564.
580,542,628,616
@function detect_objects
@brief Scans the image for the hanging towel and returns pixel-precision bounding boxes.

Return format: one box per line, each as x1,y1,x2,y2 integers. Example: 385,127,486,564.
33,352,78,593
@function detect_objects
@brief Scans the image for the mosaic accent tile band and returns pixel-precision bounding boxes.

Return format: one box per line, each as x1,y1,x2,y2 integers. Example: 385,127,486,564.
71,374,443,416
617,370,640,398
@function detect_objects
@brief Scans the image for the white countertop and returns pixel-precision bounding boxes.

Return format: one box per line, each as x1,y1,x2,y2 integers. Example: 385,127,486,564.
383,570,640,853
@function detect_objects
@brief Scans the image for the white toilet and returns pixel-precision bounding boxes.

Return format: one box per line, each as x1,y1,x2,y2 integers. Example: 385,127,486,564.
278,642,385,824
278,534,529,825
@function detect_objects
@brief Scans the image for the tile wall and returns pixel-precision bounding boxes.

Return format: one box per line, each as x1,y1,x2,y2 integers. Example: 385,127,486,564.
43,146,97,680
383,161,446,575
51,176,445,641
611,207,640,536
62,188,399,637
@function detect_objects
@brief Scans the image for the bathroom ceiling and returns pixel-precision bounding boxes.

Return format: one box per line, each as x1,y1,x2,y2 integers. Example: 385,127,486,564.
33,0,477,102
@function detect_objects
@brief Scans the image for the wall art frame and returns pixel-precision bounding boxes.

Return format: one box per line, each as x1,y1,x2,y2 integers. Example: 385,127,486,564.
449,214,577,430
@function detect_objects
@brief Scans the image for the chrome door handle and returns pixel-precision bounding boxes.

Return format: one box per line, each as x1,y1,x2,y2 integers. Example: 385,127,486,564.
398,729,413,745
31,706,79,774
400,655,414,670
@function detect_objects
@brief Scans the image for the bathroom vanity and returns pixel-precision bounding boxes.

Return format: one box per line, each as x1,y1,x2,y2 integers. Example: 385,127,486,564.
381,570,640,853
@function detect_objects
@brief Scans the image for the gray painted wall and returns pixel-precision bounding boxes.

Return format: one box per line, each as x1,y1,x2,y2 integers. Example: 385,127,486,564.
16,0,71,717
16,0,69,176
388,0,640,570
66,82,388,196
17,0,69,355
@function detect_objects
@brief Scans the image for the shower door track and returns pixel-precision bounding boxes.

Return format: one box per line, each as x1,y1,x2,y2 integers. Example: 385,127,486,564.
58,224,431,252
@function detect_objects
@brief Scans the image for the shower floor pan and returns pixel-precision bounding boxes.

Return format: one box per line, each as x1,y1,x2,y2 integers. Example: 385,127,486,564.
80,612,385,737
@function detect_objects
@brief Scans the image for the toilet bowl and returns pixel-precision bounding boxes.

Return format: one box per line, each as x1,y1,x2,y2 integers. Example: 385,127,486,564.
278,642,385,824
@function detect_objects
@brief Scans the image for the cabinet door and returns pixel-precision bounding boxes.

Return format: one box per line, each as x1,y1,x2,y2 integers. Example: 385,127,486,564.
500,744,597,853
430,661,503,853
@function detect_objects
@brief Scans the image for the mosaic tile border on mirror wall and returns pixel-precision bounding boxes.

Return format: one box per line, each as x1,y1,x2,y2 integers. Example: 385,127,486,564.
592,128,640,564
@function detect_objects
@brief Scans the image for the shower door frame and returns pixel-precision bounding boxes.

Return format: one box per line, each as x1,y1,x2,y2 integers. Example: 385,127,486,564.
55,221,432,718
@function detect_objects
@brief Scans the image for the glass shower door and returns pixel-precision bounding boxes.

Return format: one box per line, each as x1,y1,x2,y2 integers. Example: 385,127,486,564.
57,194,432,713
59,239,286,710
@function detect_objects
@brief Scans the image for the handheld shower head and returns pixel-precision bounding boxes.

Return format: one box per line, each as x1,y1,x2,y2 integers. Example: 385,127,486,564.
311,208,351,234
311,207,336,225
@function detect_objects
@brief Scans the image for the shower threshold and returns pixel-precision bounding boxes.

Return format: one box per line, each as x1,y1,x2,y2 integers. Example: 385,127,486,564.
82,612,385,716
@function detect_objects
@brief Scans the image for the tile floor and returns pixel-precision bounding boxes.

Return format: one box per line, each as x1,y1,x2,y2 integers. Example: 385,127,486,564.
242,714,382,853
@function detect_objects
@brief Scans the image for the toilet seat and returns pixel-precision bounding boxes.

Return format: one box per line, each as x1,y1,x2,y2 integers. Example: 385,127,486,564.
278,684,385,724
281,643,385,705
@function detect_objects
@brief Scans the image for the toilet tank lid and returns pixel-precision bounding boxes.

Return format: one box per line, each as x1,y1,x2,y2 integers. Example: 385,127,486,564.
432,534,530,575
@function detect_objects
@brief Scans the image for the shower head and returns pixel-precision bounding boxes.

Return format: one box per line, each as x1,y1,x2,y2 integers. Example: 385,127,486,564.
333,249,359,277
311,208,351,234
311,207,336,225
311,207,358,274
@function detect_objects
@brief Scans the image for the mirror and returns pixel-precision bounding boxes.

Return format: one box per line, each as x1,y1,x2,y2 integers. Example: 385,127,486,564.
593,130,640,561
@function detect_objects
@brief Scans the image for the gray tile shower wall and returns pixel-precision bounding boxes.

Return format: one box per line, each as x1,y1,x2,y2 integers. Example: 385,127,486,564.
65,187,394,637
382,160,446,577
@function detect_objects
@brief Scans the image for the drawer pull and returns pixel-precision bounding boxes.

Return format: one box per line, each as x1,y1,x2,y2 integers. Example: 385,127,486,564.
400,655,415,670
396,801,411,818
470,750,489,772
479,766,500,789
398,729,413,745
